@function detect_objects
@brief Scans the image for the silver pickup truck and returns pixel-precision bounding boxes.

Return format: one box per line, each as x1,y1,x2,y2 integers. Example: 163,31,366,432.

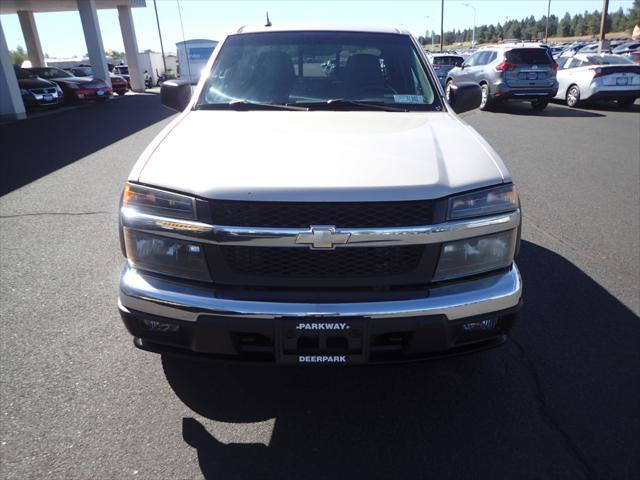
118,26,522,365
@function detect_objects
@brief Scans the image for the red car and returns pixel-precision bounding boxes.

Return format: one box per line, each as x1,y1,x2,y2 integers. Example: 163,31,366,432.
68,66,128,95
109,74,128,95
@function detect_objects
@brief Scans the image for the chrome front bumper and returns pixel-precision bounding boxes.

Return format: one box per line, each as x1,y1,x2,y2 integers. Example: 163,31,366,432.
118,263,522,323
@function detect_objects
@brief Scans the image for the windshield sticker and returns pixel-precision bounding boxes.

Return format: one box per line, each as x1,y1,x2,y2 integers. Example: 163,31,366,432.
393,95,425,104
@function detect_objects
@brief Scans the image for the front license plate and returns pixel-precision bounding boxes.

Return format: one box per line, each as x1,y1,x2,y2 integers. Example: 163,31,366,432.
96,90,104,96
617,77,628,86
527,72,538,80
278,318,366,364
43,94,53,101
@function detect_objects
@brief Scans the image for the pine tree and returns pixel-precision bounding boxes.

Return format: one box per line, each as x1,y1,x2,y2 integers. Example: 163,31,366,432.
560,13,572,36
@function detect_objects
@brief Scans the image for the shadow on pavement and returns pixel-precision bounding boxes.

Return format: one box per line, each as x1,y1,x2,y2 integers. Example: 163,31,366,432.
0,94,174,196
488,101,609,117
162,241,640,480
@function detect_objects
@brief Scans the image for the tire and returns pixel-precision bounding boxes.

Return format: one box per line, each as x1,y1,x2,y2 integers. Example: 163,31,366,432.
531,99,549,111
479,83,491,110
445,80,453,102
616,98,636,109
566,85,581,108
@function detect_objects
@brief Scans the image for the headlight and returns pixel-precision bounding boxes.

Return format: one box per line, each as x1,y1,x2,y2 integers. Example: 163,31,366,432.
55,85,63,94
433,230,517,282
448,184,518,220
123,229,211,282
122,183,195,220
20,89,28,95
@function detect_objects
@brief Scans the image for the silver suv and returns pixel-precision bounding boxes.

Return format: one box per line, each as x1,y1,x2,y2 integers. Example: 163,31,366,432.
446,45,558,111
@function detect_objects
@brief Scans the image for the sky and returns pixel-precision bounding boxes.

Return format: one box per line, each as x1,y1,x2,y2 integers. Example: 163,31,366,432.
0,0,635,58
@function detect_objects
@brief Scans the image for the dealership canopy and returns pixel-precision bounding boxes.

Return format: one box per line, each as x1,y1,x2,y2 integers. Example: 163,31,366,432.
0,0,147,120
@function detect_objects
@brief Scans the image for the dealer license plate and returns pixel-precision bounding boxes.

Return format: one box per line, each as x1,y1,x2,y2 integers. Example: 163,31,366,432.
617,77,628,86
278,318,366,364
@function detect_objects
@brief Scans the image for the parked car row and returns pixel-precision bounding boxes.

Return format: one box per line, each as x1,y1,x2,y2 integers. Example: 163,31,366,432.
12,62,132,111
436,43,639,111
27,67,113,103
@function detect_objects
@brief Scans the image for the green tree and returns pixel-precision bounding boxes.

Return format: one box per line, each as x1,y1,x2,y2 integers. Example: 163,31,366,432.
545,15,559,37
628,0,640,29
10,46,27,65
506,22,522,39
611,7,626,31
572,14,586,36
559,12,572,36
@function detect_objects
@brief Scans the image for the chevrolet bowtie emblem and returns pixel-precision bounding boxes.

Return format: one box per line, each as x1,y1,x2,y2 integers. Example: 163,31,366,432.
295,225,351,249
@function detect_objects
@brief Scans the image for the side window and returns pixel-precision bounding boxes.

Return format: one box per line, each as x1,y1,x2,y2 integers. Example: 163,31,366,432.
475,51,494,66
565,58,583,69
475,52,488,66
465,52,480,67
486,52,497,63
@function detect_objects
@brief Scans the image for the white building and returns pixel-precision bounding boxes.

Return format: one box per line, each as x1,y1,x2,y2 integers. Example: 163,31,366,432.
176,39,217,84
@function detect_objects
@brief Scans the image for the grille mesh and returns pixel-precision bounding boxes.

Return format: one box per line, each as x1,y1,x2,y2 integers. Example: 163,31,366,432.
209,200,436,228
221,245,425,277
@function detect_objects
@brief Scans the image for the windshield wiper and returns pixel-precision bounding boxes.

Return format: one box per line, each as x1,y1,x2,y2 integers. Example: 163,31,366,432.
197,100,308,111
321,99,409,112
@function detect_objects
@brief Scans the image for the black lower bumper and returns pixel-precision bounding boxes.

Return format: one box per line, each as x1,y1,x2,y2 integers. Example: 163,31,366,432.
493,88,558,101
589,91,639,101
120,302,521,365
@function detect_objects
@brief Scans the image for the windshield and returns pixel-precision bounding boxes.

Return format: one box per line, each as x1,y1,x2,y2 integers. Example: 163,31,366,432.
432,56,464,66
505,48,552,64
586,55,633,65
198,31,439,110
14,66,35,79
30,67,73,79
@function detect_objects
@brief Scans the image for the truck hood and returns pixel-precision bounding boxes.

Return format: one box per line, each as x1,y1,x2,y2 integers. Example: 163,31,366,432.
133,110,510,201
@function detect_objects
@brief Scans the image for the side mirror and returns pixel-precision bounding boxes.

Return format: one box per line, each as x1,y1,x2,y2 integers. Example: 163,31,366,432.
161,80,192,111
447,81,482,114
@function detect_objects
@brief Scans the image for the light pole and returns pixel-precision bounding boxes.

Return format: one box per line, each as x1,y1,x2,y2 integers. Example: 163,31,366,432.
545,0,551,43
463,3,476,47
440,0,444,53
153,0,167,75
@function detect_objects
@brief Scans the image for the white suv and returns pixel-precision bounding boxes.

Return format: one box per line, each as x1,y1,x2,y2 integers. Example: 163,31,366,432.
118,26,522,365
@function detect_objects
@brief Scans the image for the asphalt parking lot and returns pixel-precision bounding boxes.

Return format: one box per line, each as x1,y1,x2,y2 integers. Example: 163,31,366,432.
1,95,639,479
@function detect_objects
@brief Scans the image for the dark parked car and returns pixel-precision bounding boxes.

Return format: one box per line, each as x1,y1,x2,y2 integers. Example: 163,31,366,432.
613,41,640,55
13,65,62,109
27,67,111,103
429,54,465,87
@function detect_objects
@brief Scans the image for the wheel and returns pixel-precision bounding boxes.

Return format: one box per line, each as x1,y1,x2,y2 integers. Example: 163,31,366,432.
479,83,491,110
616,98,636,109
566,85,581,107
445,80,454,102
531,99,549,111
